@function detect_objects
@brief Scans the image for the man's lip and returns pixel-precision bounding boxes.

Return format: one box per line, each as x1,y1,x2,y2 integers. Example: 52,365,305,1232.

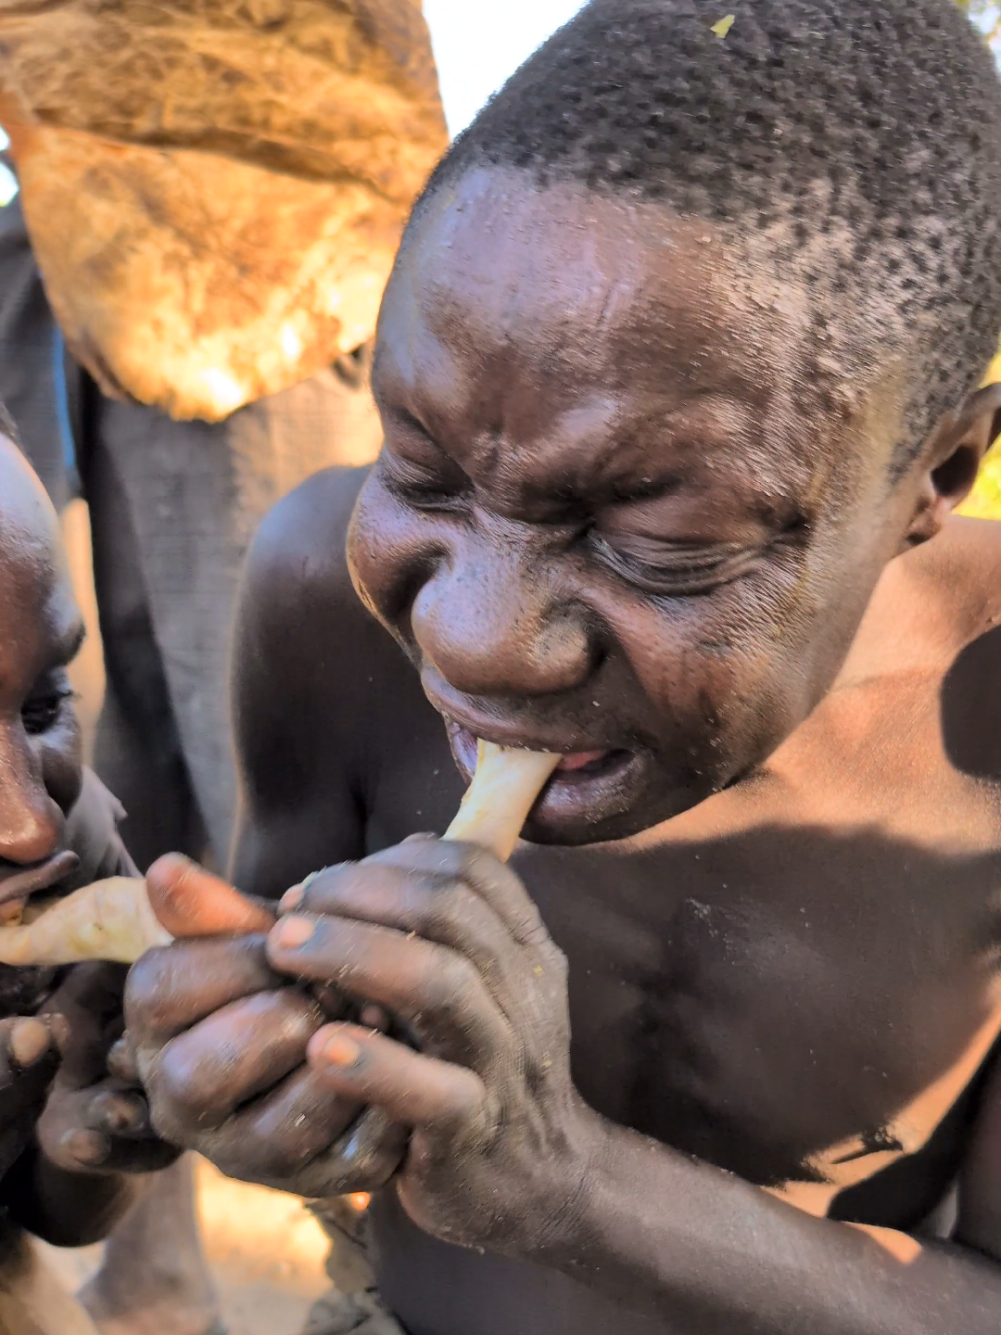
445,718,630,780
443,716,621,768
0,852,79,907
425,679,621,759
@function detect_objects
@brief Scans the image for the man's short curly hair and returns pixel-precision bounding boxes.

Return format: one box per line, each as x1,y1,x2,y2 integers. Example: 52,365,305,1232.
421,0,1001,460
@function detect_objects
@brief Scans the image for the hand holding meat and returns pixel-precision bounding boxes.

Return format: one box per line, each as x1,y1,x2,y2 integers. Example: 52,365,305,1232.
125,744,562,1196
272,838,597,1254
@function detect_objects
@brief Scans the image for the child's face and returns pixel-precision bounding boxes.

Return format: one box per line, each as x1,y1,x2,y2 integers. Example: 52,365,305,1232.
350,170,950,843
0,440,83,912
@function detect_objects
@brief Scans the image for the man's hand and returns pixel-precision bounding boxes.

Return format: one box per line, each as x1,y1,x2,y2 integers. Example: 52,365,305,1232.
38,962,179,1175
268,838,598,1253
125,929,406,1194
0,1013,63,1178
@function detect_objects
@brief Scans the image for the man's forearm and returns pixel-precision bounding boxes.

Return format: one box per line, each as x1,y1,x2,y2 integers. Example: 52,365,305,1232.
528,1115,1001,1334
2,1147,142,1246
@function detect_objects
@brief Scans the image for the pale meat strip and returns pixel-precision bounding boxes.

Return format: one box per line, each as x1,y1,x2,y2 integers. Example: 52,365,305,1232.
0,743,559,965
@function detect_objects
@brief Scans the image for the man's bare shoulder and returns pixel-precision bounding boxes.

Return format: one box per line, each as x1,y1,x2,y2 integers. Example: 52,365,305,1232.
848,517,1001,685
243,465,370,618
908,516,1001,637
236,464,418,718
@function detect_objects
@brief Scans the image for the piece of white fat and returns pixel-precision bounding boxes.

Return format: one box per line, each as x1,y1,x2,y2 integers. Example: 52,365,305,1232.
0,877,172,967
444,742,560,862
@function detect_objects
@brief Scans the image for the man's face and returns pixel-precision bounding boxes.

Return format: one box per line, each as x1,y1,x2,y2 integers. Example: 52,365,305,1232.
349,170,917,843
0,440,83,914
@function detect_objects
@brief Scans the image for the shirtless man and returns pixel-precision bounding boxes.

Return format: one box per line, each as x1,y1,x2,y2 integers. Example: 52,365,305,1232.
0,426,183,1330
127,1,1001,1330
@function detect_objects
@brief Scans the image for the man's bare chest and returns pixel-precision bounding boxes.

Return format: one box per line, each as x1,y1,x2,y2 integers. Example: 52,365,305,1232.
370,641,1001,1215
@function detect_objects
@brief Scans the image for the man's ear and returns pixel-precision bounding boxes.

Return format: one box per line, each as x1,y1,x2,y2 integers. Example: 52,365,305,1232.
904,383,1001,547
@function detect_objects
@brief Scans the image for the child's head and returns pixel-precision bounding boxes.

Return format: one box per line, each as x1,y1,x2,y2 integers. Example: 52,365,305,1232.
350,0,1001,843
0,422,83,883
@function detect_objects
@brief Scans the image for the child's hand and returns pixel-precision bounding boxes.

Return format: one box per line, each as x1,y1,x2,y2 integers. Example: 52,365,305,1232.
265,839,597,1254
38,963,179,1176
125,931,406,1194
0,1014,63,1178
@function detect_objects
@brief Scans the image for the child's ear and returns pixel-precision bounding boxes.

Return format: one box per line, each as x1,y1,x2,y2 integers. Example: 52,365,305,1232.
904,383,1001,547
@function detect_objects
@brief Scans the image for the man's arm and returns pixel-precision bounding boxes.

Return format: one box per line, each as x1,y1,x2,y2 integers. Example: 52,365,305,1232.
229,465,384,895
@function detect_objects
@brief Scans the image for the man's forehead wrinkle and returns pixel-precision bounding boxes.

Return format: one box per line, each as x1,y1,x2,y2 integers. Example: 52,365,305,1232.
399,176,862,514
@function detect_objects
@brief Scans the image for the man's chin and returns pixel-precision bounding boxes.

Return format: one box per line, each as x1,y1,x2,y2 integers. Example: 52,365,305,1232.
520,777,716,847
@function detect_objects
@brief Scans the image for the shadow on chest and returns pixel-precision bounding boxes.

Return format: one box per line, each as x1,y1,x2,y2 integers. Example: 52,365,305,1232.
528,823,1001,1189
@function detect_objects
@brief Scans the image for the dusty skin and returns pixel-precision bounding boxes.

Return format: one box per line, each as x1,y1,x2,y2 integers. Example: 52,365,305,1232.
125,175,1001,1335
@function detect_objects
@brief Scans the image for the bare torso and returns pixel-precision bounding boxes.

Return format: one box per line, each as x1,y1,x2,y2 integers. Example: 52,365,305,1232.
231,468,1001,1334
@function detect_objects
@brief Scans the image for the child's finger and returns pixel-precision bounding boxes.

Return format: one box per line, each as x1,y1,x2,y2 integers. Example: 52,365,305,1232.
58,1128,111,1169
56,1125,180,1175
7,1017,55,1069
0,1015,63,1086
88,1087,152,1138
307,1023,486,1131
146,854,276,938
107,1034,139,1084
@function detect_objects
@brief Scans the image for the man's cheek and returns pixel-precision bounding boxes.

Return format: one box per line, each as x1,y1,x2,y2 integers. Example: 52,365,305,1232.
347,486,436,633
40,726,84,816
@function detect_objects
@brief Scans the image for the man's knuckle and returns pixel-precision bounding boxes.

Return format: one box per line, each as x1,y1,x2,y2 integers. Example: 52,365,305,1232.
155,1049,216,1120
429,951,478,1006
416,877,466,937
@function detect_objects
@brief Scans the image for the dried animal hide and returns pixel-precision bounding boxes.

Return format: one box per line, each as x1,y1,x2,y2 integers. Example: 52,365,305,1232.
0,0,447,420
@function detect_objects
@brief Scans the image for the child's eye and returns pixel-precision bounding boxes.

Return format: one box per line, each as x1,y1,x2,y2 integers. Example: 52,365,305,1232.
21,688,75,737
588,532,760,595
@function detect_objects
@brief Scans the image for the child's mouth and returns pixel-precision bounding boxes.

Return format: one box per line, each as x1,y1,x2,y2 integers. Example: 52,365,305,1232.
445,721,643,832
0,852,80,926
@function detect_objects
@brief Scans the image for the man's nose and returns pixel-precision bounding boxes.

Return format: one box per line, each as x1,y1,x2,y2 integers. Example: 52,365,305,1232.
0,725,61,865
411,542,593,698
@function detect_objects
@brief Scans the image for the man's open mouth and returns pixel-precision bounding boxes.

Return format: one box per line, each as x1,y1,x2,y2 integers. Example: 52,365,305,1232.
0,851,79,927
445,720,646,832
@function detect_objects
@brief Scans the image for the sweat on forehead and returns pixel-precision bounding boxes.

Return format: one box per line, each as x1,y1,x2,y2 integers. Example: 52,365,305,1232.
412,0,1001,459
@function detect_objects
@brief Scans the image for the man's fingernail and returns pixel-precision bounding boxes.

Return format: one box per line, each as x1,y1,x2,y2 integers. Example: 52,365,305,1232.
62,1129,110,1167
280,885,304,913
10,1018,51,1067
322,1032,362,1067
273,915,315,948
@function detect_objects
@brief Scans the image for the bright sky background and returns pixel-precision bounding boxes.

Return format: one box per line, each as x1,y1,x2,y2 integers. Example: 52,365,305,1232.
423,0,586,137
